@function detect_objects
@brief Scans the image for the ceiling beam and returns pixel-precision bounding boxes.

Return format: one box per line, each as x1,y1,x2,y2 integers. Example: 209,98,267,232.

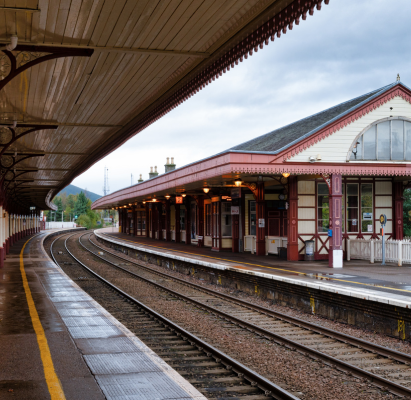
15,122,121,128
0,7,39,12
0,40,209,58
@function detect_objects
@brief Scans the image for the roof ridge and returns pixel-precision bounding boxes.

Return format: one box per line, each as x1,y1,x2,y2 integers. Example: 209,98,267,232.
229,82,396,152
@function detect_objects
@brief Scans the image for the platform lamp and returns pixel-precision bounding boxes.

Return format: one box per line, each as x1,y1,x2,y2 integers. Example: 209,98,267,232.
234,178,242,187
165,195,171,200
282,172,290,178
203,186,210,194
181,193,186,198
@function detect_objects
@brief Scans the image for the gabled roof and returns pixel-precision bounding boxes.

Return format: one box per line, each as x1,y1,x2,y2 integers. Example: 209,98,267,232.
229,82,400,154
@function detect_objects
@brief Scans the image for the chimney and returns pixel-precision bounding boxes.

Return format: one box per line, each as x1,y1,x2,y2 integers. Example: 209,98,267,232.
138,174,144,183
165,157,176,173
149,166,158,179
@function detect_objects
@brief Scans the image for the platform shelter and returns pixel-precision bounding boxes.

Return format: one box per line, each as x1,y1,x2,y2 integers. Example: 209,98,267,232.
92,81,411,268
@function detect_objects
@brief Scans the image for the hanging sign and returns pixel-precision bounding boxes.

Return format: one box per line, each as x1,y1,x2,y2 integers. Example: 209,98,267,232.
175,196,183,204
231,187,241,199
363,212,372,220
231,206,239,215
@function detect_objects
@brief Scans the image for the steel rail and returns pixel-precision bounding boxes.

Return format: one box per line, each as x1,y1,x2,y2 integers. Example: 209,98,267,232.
82,232,411,398
51,231,299,400
89,233,411,364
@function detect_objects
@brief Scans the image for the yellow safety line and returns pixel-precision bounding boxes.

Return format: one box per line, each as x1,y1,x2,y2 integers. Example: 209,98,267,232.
106,234,411,295
20,237,66,399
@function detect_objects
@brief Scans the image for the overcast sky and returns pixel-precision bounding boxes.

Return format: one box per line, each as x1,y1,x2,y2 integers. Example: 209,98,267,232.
72,0,411,196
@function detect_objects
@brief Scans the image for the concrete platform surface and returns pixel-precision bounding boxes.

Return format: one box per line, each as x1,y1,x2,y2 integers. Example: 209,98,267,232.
0,230,206,400
97,229,411,309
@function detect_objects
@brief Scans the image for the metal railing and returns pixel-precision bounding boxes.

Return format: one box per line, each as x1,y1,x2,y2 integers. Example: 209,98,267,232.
348,238,411,266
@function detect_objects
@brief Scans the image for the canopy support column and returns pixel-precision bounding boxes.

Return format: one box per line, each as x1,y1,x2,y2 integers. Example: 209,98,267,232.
175,204,181,243
165,200,171,241
198,196,204,248
255,181,265,256
287,176,299,261
185,198,191,245
394,182,404,240
329,174,343,268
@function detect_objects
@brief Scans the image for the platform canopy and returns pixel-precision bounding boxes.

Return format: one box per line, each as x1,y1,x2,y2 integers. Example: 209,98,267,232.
0,0,328,212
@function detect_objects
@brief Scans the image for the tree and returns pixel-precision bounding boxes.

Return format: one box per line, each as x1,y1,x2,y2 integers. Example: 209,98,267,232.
75,191,88,216
53,197,64,221
403,189,411,237
67,194,76,210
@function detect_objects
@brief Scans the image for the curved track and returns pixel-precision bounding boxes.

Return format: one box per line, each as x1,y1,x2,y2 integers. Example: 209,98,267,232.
50,231,298,400
78,231,411,398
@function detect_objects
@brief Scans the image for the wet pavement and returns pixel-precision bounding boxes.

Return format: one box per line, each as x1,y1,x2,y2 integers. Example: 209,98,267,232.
100,230,411,307
0,232,104,400
0,230,205,400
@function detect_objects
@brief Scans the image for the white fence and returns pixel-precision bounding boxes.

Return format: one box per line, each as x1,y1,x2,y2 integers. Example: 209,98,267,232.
244,235,287,255
348,238,411,266
45,222,77,229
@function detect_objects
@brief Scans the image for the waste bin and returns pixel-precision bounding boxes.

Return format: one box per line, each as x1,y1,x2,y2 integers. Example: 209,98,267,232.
304,240,315,261
278,247,287,260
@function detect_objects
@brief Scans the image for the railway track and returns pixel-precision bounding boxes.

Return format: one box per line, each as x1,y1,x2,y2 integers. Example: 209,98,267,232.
50,231,298,400
77,231,411,398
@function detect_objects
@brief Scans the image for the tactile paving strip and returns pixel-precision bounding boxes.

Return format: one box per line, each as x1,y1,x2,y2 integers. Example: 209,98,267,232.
95,372,205,400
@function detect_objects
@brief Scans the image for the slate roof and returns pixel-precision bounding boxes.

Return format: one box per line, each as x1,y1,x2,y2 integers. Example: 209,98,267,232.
229,82,398,154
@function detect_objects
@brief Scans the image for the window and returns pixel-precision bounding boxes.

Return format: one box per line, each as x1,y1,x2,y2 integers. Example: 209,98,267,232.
346,183,359,232
350,119,411,160
205,204,212,235
317,183,329,232
221,202,232,237
361,184,373,233
250,201,256,235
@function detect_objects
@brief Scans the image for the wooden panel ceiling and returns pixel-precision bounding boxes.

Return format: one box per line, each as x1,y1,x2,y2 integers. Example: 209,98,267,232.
0,0,327,210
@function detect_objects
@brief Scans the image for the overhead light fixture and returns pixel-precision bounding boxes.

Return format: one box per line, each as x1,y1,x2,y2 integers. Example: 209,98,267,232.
152,198,157,202
282,172,290,178
129,203,132,206
203,187,210,194
234,178,242,187
143,201,146,204
165,195,171,200
182,193,186,198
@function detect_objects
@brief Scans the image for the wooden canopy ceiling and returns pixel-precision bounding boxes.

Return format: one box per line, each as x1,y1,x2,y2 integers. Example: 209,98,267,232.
0,0,328,211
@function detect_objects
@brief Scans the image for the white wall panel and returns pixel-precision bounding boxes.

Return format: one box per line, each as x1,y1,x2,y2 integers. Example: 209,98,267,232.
298,208,315,220
298,221,315,233
299,195,315,207
289,97,411,163
375,196,392,207
298,181,315,194
375,181,392,195
375,208,392,219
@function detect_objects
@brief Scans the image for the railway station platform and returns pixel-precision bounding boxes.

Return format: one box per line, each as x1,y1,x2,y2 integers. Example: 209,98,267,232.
95,229,411,340
0,229,205,400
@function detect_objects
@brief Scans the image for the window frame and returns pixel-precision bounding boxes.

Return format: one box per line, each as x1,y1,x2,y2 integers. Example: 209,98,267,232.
348,117,411,161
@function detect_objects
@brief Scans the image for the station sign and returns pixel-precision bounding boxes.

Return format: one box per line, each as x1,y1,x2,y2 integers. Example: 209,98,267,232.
175,196,183,204
231,187,241,199
231,206,239,215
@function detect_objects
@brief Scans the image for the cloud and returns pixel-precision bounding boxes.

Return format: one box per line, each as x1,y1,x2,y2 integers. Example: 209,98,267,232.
73,0,411,195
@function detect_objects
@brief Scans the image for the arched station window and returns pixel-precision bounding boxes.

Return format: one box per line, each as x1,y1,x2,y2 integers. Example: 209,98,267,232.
350,118,411,161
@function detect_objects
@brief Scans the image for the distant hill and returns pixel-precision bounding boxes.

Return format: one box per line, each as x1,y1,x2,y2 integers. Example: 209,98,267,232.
58,184,102,203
